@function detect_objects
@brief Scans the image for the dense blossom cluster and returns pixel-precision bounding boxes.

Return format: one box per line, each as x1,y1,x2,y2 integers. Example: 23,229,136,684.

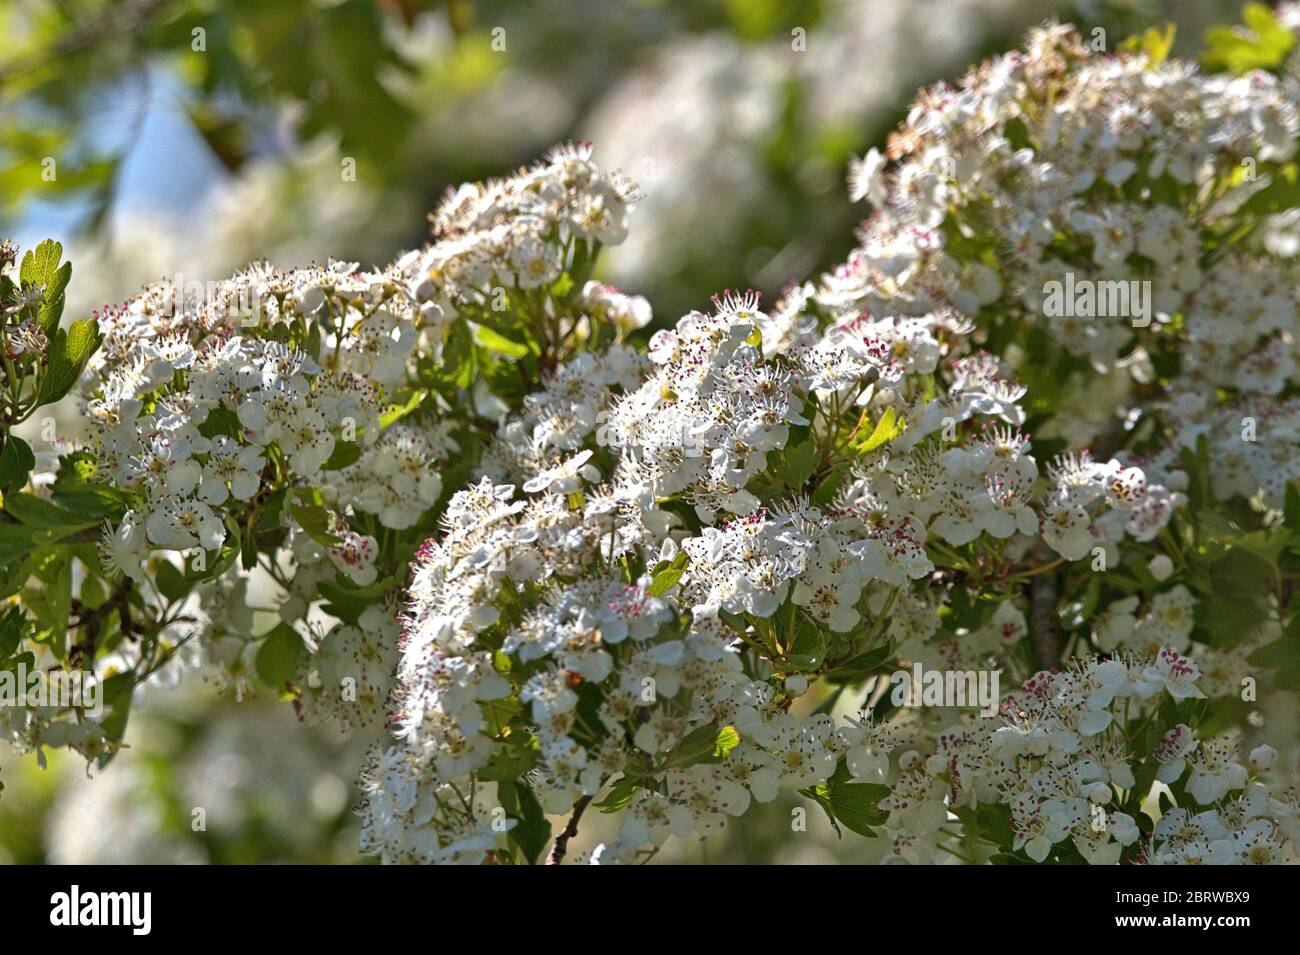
413,142,640,311
87,261,419,560
833,21,1300,499
374,274,1218,862
5,15,1299,866
878,652,1299,864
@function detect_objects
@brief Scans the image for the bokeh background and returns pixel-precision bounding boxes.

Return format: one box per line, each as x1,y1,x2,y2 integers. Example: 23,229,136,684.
0,0,1255,863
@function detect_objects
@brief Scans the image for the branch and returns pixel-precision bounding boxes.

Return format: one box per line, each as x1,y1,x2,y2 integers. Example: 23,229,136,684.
547,794,592,865
1028,543,1061,673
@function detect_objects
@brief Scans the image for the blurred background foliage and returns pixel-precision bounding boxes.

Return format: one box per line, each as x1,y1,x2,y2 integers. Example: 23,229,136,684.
0,0,1255,863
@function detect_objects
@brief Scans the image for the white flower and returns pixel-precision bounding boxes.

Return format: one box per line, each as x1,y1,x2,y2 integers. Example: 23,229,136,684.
1138,647,1205,701
847,147,888,206
1249,744,1277,772
98,513,149,583
144,498,225,551
198,436,265,504
1041,503,1093,561
327,526,379,586
278,406,336,476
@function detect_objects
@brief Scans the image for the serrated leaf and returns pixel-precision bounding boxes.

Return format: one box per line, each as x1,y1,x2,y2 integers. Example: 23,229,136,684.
857,406,905,453
1202,3,1295,74
36,319,102,407
19,239,62,288
1120,23,1176,65
4,492,96,529
823,782,889,837
38,260,72,333
65,318,99,366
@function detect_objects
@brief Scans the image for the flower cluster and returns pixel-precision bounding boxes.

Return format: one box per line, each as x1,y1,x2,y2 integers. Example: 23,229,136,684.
6,12,1300,867
832,20,1300,498
602,292,808,520
86,260,423,571
372,260,1200,864
415,142,640,310
873,651,1299,865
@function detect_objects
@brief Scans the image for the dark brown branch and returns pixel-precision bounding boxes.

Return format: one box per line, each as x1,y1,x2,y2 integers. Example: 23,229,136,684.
1028,543,1061,673
547,794,593,865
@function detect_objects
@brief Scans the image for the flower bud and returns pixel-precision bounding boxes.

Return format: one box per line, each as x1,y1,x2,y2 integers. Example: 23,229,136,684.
1249,744,1276,772
1147,554,1174,581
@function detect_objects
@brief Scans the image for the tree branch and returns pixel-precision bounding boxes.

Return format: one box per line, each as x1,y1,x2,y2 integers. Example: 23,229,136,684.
1028,543,1061,673
547,794,593,865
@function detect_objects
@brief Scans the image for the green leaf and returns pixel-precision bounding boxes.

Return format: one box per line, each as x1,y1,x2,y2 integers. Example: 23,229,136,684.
800,785,842,837
154,560,193,603
593,775,641,813
378,389,426,429
1120,23,1176,64
1285,481,1300,533
19,239,63,289
0,605,24,659
504,781,551,865
0,523,40,566
0,434,36,492
65,318,99,366
257,488,289,532
1239,163,1300,217
240,521,258,571
975,804,1015,850
1247,615,1300,689
1202,3,1295,74
784,614,827,671
321,440,362,471
825,640,895,684
664,724,740,769
289,502,342,546
478,745,538,783
823,782,890,837
4,492,96,529
254,623,307,689
648,551,688,597
475,324,531,359
197,406,242,440
96,672,136,762
774,435,818,491
38,261,72,333
36,319,102,407
316,576,380,625
856,406,905,453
